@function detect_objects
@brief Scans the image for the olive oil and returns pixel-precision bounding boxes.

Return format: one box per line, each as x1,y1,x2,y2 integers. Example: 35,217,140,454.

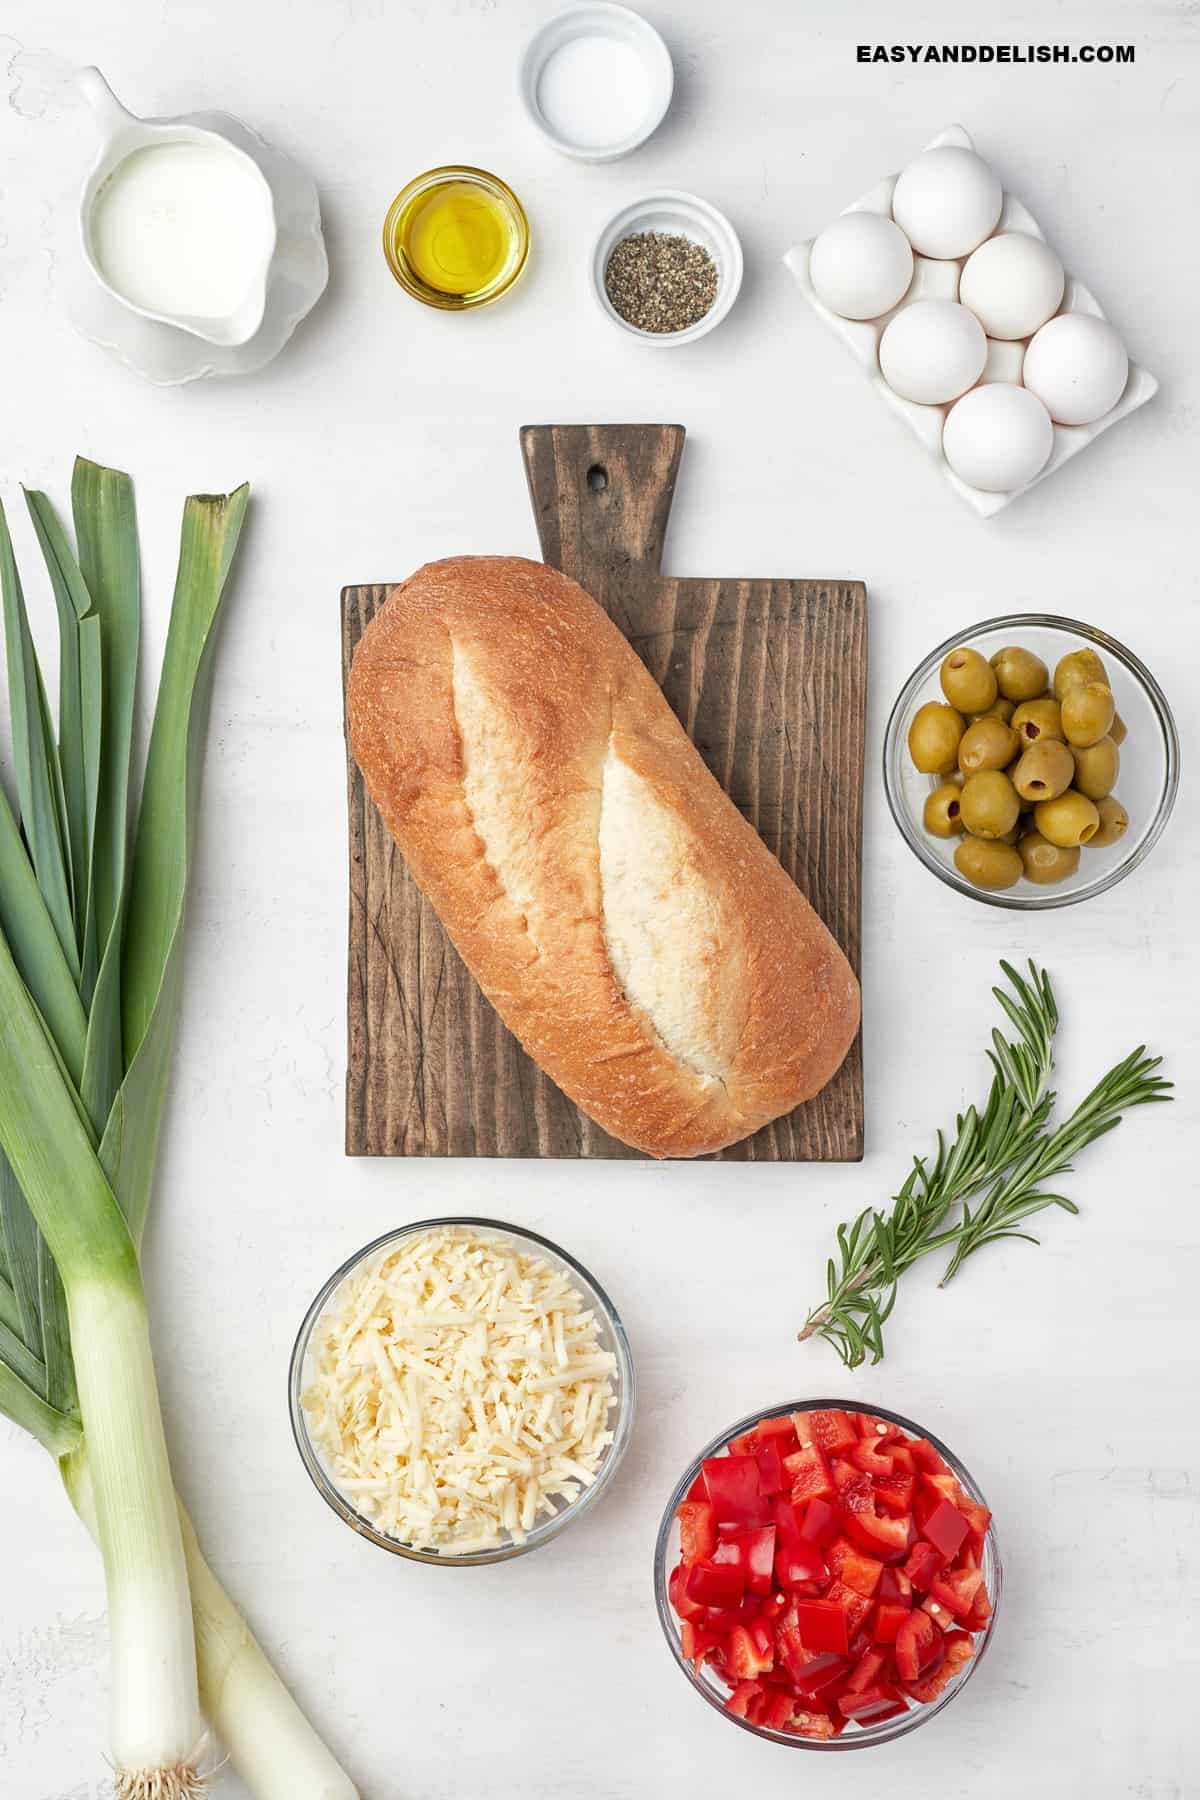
384,166,529,310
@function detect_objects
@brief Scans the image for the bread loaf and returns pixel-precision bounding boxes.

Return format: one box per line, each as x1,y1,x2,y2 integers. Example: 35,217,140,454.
347,556,860,1158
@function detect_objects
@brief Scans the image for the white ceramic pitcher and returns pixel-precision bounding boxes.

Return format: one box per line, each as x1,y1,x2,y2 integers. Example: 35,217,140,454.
77,67,277,348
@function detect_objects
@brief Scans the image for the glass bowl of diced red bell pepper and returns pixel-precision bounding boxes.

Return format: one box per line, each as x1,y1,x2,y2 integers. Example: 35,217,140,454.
654,1401,1000,1748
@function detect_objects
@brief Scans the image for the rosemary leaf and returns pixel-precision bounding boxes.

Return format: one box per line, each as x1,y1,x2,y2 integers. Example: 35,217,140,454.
799,962,1172,1368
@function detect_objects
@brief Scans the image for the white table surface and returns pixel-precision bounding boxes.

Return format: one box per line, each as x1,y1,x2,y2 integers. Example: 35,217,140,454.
1,3,1197,1796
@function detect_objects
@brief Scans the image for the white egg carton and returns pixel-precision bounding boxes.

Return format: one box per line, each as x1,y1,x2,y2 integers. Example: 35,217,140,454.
783,124,1157,517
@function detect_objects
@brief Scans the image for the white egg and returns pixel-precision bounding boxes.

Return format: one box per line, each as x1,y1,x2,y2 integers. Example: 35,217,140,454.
1022,313,1129,425
959,232,1065,340
891,147,1003,259
879,300,988,405
809,212,914,320
943,384,1054,492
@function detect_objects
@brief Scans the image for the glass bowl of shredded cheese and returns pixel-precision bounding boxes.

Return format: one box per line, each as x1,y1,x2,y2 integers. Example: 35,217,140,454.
288,1218,634,1563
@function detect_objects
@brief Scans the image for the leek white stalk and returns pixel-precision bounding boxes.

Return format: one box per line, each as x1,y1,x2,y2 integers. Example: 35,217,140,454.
0,938,203,1796
66,1457,359,1800
69,1282,204,1788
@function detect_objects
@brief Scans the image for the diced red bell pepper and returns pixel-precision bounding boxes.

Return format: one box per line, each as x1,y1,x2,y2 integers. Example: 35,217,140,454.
837,1683,909,1725
856,1411,902,1443
902,1540,946,1592
844,1646,887,1695
902,1632,973,1703
895,1610,943,1683
878,1566,913,1605
922,1498,971,1563
725,1678,763,1719
924,1468,969,1506
790,1649,851,1696
702,1456,769,1527
908,1436,949,1476
874,1474,917,1515
685,1559,745,1610
799,1497,840,1546
872,1601,911,1645
835,1469,877,1516
771,1495,805,1544
728,1430,758,1455
703,1596,765,1632
824,1577,873,1636
684,1471,707,1501
930,1566,985,1619
676,1500,716,1566
755,1411,801,1446
787,1710,840,1739
680,1619,723,1668
959,1498,992,1554
792,1409,858,1456
727,1622,774,1679
921,1594,956,1635
889,1443,917,1476
722,1525,776,1595
760,1689,796,1731
797,1598,849,1656
851,1439,896,1477
827,1537,885,1595
775,1536,827,1591
755,1437,791,1496
845,1508,914,1562
964,1583,993,1633
784,1442,835,1504
669,1562,707,1622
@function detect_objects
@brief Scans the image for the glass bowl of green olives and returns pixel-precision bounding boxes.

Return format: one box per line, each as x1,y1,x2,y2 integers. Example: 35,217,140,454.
884,616,1179,910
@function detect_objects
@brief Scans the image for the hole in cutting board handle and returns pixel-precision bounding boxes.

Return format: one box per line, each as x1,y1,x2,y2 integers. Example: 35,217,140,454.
586,464,608,493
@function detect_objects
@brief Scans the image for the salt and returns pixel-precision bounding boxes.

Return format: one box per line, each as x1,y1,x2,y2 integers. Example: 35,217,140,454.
536,34,652,150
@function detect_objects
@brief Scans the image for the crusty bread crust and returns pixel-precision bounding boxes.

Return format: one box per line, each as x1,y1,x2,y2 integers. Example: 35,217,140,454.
347,556,860,1157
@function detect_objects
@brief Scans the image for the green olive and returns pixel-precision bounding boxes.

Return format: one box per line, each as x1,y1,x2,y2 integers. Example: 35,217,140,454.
1053,647,1108,700
1109,711,1128,747
1071,737,1119,801
940,647,998,715
923,783,965,838
907,701,965,774
1018,830,1081,886
967,696,1016,725
1011,697,1065,747
954,837,1023,891
1091,795,1129,848
1034,790,1101,848
1062,682,1115,749
958,716,1020,774
1012,739,1075,803
990,646,1048,703
960,770,1020,840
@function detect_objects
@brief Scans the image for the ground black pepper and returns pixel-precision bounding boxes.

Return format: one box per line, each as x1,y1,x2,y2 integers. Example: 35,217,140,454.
604,231,719,334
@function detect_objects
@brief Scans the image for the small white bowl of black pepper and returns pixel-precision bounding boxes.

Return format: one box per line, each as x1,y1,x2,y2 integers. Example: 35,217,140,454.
592,191,743,345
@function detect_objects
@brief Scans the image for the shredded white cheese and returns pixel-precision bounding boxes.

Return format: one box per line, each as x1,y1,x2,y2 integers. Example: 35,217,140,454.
302,1226,619,1554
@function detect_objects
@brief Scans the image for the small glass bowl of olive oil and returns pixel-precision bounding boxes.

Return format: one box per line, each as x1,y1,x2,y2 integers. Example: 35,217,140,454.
383,166,529,310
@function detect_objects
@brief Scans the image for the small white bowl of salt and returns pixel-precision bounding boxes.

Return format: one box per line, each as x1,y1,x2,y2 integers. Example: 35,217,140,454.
518,3,674,163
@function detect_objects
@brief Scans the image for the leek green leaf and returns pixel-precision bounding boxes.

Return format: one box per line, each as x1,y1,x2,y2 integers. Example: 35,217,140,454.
23,492,96,946
0,782,87,1084
0,1356,79,1458
122,486,249,1063
71,458,138,960
0,1150,41,1349
38,1230,76,1416
0,501,78,977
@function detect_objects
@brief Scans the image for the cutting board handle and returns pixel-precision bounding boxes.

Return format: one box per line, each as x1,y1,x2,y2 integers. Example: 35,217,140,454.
520,424,685,597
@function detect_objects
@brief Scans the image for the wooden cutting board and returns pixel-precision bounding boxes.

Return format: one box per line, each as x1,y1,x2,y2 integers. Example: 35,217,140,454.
342,424,866,1161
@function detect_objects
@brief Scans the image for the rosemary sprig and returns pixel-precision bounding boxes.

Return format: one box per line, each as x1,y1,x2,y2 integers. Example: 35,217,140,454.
799,961,1172,1368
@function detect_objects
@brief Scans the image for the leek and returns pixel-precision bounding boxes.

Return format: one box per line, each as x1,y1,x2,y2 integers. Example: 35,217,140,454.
0,462,357,1799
